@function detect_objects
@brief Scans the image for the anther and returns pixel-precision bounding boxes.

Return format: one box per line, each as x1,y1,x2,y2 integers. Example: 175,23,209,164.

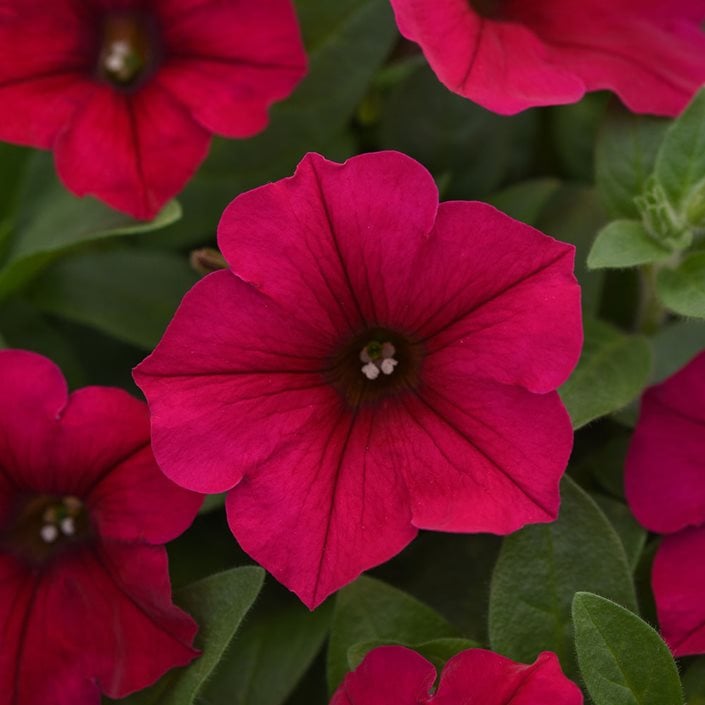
40,524,59,544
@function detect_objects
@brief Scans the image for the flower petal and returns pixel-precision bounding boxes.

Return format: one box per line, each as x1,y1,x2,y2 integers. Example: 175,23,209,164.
511,0,705,116
331,646,436,705
53,82,210,220
434,649,583,704
625,351,705,534
389,0,705,116
87,444,202,545
134,270,338,495
409,201,582,394
218,151,440,333
0,0,94,147
653,526,705,657
0,544,196,704
155,0,306,137
226,404,417,609
0,350,69,491
395,377,571,533
388,0,585,114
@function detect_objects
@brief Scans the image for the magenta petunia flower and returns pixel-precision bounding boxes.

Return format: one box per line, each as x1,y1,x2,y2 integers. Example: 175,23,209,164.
626,350,705,656
0,0,307,220
134,150,582,609
330,645,583,705
388,0,705,116
0,349,203,704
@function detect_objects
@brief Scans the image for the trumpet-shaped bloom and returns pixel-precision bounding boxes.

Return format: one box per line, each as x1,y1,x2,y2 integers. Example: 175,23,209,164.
0,349,203,705
388,0,705,115
0,0,307,219
135,150,582,608
626,350,705,656
331,646,583,705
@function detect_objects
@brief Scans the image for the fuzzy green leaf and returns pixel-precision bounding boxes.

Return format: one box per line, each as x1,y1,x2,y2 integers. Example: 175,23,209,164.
560,318,652,428
29,248,197,349
327,576,457,693
0,153,180,300
655,88,705,221
115,567,265,705
657,252,705,319
202,587,332,705
572,592,683,705
596,106,668,220
489,477,637,680
588,219,672,269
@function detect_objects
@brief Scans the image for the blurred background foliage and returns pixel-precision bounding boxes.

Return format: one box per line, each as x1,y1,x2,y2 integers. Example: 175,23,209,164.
1,0,704,703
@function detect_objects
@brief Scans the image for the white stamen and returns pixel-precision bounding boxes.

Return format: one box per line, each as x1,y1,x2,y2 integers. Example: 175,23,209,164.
105,40,131,73
359,349,372,364
361,362,380,380
381,342,396,358
60,516,76,537
380,358,398,375
40,524,59,544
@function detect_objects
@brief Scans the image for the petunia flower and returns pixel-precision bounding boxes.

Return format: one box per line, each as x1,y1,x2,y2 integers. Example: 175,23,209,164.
0,0,307,220
0,349,203,704
331,645,583,705
388,0,705,116
625,350,705,656
134,150,582,609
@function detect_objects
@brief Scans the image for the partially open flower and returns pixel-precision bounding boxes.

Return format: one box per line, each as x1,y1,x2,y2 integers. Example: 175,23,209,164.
388,0,705,115
0,349,203,704
0,0,307,219
134,150,582,609
626,349,705,656
331,646,583,705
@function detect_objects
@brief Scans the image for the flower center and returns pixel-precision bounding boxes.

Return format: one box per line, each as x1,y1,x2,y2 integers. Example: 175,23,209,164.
98,13,155,88
360,340,399,380
1,494,91,564
327,327,423,407
469,0,502,18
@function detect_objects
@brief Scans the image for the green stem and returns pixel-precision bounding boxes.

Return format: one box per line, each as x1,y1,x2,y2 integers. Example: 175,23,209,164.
636,264,667,334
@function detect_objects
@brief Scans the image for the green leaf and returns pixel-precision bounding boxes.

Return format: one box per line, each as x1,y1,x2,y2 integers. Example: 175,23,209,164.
651,318,705,383
116,567,265,705
373,532,501,642
550,92,608,182
573,433,631,500
683,657,705,705
327,575,457,692
596,105,668,220
588,220,672,269
488,477,637,680
347,637,478,673
657,251,705,319
655,87,705,222
592,494,647,571
378,64,538,199
634,176,691,250
0,143,30,246
199,493,226,515
572,592,683,705
0,298,86,387
0,153,180,299
158,0,396,248
202,586,332,705
488,178,562,226
29,249,197,349
560,318,652,429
